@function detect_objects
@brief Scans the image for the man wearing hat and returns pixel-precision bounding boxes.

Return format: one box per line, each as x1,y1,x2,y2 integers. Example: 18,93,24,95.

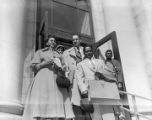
56,44,65,55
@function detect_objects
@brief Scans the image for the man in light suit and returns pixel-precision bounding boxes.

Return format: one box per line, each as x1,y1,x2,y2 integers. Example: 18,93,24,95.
62,34,86,120
76,45,121,120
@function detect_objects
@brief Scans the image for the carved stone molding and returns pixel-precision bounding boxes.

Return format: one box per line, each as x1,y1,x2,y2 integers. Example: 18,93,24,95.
0,102,23,116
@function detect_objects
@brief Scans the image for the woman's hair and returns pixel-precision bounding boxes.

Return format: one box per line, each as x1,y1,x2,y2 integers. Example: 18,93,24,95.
47,34,55,41
56,45,65,51
45,34,56,47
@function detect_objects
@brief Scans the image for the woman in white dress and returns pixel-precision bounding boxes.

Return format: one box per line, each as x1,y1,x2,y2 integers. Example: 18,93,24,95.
23,36,74,120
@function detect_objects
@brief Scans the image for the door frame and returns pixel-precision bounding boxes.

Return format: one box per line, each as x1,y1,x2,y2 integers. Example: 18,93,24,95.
93,31,121,61
92,31,130,108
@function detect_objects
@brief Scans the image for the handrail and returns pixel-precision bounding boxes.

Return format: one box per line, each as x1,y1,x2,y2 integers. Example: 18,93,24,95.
120,106,152,120
119,90,152,120
119,90,152,101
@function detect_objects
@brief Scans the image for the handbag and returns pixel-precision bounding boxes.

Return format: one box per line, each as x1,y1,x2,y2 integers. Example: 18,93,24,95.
55,64,71,88
56,75,71,88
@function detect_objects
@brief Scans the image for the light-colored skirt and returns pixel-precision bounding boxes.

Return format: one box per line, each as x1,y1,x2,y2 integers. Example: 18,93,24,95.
23,68,74,120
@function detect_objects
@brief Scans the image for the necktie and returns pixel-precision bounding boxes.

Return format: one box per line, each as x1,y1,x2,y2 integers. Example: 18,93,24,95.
89,59,96,71
75,48,82,64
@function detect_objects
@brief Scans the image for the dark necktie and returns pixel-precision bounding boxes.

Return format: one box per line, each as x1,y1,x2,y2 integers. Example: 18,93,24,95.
75,48,82,64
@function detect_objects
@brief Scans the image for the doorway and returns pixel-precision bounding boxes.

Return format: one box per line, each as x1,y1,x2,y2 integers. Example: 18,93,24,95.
93,31,131,120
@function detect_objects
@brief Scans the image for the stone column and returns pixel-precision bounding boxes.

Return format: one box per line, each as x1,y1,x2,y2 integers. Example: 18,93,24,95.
89,0,106,40
0,0,27,119
90,0,112,59
131,0,152,93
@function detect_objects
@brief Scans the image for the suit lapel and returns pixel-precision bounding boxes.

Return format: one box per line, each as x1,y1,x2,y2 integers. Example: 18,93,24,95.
69,47,76,57
69,47,84,58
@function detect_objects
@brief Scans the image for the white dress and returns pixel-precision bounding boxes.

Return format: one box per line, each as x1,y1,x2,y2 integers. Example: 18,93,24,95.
22,49,74,120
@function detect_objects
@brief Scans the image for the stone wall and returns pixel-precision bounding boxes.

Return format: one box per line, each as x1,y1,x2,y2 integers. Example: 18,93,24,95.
21,0,37,103
131,0,152,92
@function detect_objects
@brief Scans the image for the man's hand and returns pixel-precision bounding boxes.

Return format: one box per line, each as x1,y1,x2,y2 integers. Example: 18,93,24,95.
118,82,123,90
95,72,105,80
81,90,88,98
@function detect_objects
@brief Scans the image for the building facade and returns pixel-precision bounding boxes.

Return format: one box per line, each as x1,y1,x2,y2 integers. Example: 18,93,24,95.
0,0,152,119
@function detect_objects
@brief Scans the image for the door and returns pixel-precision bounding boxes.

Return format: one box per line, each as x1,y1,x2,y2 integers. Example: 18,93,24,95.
93,31,131,120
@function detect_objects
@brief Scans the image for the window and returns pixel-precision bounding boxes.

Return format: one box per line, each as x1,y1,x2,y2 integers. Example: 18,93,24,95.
52,1,91,36
37,0,94,48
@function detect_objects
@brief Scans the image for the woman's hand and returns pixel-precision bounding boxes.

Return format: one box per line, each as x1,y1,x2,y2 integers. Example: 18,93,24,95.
35,60,54,70
44,60,54,66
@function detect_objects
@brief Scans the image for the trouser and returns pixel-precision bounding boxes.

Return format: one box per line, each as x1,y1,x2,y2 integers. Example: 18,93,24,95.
73,105,92,120
113,105,125,120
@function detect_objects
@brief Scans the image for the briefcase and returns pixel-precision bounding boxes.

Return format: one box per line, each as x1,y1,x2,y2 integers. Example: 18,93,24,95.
88,80,121,105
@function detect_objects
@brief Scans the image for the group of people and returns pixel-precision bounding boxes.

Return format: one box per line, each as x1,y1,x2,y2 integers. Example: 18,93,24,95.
22,34,125,120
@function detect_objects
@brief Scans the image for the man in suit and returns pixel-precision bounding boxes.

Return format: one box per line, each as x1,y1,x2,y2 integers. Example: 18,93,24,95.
104,49,125,120
62,34,85,120
104,49,124,91
76,45,123,120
